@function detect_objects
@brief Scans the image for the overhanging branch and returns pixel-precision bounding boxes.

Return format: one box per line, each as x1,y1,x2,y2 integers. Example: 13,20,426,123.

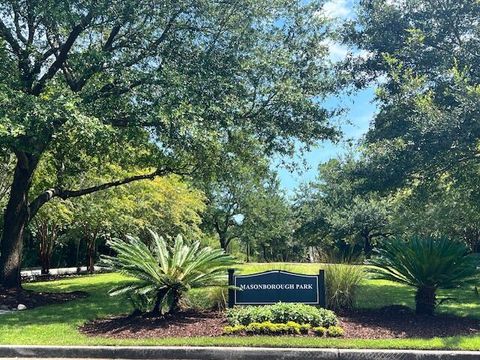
28,167,172,221
0,18,22,54
31,10,94,95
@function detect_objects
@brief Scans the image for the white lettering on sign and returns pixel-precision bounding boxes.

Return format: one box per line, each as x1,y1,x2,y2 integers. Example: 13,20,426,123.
239,283,313,290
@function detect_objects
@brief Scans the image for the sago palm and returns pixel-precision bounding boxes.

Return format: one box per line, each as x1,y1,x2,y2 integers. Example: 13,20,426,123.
368,237,478,316
101,230,237,315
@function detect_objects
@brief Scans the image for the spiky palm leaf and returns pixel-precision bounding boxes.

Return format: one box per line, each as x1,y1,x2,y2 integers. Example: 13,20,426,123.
368,237,478,315
101,230,237,315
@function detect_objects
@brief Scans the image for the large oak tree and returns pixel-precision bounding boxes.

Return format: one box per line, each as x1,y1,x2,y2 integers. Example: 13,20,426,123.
0,0,338,288
342,0,480,188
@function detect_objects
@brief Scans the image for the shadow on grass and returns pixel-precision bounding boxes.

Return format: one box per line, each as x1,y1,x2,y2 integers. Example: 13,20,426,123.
357,280,416,310
0,274,134,327
357,279,480,319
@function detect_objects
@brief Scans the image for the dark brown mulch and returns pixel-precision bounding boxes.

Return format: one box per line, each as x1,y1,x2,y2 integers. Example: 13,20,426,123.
81,311,226,338
81,306,480,339
338,306,480,339
0,288,88,310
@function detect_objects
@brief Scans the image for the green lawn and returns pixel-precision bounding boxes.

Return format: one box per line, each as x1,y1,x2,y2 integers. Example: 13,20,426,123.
0,263,479,350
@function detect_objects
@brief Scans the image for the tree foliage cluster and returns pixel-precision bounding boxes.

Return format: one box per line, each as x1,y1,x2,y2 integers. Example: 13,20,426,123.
0,0,339,288
295,0,480,259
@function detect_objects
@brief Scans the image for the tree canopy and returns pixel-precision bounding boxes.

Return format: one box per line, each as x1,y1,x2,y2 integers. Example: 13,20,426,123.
0,0,340,288
342,0,480,188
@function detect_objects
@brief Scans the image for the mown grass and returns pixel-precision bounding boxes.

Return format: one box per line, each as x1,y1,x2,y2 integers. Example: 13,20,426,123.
0,263,479,349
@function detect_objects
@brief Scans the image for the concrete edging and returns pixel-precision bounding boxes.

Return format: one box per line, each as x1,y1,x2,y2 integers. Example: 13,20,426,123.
0,346,479,360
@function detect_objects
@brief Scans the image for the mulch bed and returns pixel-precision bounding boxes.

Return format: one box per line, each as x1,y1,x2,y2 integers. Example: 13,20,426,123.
80,306,480,339
81,311,226,338
0,288,88,310
337,306,480,339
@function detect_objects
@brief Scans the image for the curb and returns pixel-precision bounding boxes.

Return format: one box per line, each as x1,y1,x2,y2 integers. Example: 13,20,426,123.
0,346,479,360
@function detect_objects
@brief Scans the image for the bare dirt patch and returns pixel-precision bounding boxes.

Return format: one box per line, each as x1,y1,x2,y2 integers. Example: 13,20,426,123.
80,306,480,339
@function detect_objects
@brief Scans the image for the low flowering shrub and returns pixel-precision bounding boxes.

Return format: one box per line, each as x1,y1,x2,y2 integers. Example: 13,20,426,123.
326,325,345,337
223,321,310,335
223,321,344,337
312,326,327,336
223,324,246,335
226,302,338,327
245,321,288,335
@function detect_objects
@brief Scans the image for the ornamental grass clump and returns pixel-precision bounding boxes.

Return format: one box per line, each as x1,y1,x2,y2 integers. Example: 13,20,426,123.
102,229,237,315
368,237,478,316
325,264,364,311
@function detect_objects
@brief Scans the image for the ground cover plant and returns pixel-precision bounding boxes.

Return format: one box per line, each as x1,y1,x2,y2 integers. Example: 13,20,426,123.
0,264,479,349
224,321,312,336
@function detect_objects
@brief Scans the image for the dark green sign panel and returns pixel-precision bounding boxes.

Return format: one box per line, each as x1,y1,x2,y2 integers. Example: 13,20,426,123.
228,270,326,307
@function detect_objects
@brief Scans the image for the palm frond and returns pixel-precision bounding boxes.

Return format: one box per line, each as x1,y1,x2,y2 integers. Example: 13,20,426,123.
102,229,238,315
368,237,478,289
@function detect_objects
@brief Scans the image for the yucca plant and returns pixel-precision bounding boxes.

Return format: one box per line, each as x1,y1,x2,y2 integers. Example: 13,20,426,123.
368,237,478,316
101,230,237,315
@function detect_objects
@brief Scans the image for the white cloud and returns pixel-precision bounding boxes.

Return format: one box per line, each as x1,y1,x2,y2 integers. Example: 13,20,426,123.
321,39,349,62
322,0,351,19
321,38,373,63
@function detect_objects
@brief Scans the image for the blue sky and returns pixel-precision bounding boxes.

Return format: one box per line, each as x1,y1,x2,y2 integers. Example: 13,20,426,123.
276,0,378,194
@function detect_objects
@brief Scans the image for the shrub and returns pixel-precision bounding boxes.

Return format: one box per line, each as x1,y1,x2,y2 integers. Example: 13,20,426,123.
325,264,364,311
101,230,237,315
326,325,344,337
227,305,272,325
312,326,327,336
226,302,337,327
224,321,310,335
368,237,478,315
223,325,246,335
285,321,311,335
245,322,285,335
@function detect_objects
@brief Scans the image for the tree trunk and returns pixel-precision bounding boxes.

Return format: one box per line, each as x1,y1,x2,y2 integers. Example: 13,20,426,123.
363,231,373,259
86,234,96,274
75,232,83,273
38,222,56,275
415,286,437,316
0,152,39,289
219,234,229,253
262,244,267,261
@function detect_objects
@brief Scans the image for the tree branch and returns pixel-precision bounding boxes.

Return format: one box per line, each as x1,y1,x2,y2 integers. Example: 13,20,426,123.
0,18,22,54
28,167,172,221
63,24,122,92
11,3,28,44
103,24,121,51
31,10,94,95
